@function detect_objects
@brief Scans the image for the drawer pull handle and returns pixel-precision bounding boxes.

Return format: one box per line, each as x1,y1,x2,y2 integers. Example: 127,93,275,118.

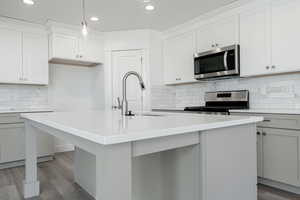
263,119,271,122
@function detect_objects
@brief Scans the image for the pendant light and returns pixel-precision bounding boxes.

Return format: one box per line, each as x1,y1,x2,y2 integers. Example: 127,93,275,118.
81,0,88,36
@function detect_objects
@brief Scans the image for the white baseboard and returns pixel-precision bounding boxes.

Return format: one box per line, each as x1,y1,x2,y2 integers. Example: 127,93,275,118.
55,144,75,153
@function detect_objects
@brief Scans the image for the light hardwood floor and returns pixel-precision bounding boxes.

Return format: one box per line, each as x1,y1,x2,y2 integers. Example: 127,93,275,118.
0,152,298,200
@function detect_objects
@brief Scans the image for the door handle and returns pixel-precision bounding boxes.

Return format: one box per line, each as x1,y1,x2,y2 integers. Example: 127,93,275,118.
223,51,228,70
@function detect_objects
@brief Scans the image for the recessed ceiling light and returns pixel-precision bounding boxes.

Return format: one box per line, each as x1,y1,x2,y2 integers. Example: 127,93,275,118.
145,4,155,11
23,0,35,5
90,17,99,22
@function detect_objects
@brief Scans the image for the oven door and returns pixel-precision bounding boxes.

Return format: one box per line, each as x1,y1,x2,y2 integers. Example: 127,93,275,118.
194,45,239,79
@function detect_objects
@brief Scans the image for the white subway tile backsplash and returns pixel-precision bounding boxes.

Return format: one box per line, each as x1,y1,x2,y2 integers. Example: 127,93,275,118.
0,84,48,110
151,73,300,110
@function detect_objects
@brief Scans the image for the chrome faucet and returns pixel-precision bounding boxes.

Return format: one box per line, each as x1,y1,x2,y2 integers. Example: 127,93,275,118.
119,71,145,116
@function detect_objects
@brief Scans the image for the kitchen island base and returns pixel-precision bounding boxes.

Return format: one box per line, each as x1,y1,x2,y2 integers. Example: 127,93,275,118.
74,124,257,200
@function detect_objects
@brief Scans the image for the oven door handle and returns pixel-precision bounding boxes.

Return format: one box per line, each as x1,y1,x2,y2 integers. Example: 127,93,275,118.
224,51,228,71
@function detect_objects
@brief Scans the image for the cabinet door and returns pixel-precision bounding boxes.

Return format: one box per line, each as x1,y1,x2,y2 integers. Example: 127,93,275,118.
240,6,271,77
271,0,300,73
0,27,22,83
50,33,78,60
257,128,263,178
196,16,238,53
23,33,49,85
79,36,104,63
213,16,239,48
0,123,54,164
262,128,300,186
196,24,216,52
0,124,25,163
163,31,197,84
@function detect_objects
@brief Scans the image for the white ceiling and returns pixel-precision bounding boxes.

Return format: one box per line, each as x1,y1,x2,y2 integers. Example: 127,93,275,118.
0,0,243,32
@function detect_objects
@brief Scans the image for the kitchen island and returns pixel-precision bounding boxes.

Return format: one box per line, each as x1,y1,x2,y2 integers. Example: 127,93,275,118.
21,111,263,200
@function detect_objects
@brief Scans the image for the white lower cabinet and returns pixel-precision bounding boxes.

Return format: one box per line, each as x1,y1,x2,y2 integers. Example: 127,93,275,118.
0,124,26,163
262,128,300,186
0,114,54,166
232,112,300,191
257,128,263,178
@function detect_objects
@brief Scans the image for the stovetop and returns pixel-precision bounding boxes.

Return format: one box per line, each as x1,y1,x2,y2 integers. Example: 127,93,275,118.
184,90,249,113
184,106,230,113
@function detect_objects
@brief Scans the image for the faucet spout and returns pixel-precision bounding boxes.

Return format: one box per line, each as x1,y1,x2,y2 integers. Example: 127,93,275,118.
121,71,146,116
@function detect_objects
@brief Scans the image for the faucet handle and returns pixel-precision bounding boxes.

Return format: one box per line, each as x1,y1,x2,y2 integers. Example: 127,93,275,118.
117,97,122,109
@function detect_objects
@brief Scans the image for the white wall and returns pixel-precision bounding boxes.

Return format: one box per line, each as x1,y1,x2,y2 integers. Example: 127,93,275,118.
48,64,104,111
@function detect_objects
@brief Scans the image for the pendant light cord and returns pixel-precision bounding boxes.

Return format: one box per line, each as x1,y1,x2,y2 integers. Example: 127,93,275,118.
82,0,86,22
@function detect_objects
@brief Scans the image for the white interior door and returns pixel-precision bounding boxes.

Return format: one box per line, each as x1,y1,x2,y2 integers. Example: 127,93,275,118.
112,50,145,113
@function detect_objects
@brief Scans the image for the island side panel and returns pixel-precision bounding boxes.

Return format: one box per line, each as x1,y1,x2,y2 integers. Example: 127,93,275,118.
23,121,40,198
200,123,257,200
95,142,132,200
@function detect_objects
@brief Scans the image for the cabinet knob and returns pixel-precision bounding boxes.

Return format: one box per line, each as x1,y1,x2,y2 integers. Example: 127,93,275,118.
211,44,215,48
262,132,267,136
266,66,270,70
80,55,83,58
215,43,219,47
256,132,261,135
271,65,276,69
176,78,181,81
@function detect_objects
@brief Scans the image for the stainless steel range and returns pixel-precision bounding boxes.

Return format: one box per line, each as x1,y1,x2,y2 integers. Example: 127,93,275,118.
184,90,249,115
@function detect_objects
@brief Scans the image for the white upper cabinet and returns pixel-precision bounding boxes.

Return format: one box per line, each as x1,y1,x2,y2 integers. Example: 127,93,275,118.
49,30,104,66
23,33,49,85
50,33,78,61
271,0,300,74
240,0,300,77
163,31,197,85
0,27,22,83
196,24,216,52
196,16,239,53
0,24,48,85
79,36,104,63
240,5,270,77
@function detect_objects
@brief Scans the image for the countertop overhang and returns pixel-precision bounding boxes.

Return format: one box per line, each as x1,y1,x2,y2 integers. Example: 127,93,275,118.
21,111,263,145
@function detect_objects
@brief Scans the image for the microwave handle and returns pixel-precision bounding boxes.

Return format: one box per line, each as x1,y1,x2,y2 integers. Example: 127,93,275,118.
224,51,228,70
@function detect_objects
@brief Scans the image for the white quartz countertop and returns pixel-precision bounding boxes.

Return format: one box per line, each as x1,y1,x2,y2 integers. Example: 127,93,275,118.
21,111,263,145
229,109,300,115
0,108,53,114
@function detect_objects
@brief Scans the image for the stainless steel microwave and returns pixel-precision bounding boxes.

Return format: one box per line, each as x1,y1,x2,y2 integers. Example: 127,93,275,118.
194,45,240,80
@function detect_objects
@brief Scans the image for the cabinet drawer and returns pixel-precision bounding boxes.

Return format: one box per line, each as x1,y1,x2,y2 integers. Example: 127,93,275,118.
231,112,300,130
259,117,300,129
0,114,24,124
